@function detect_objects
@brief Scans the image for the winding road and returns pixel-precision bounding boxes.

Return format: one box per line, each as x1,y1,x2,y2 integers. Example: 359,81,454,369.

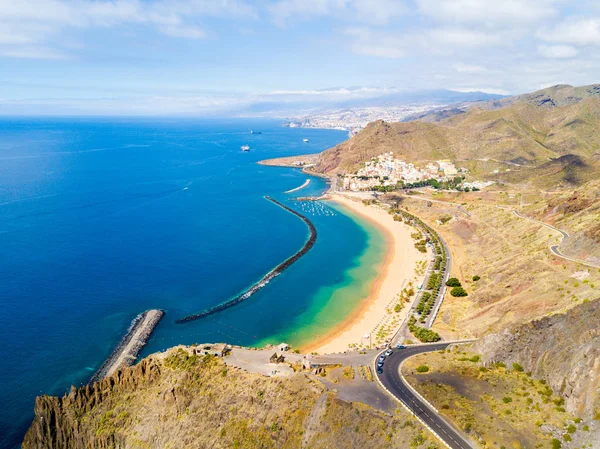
513,210,600,269
375,342,475,449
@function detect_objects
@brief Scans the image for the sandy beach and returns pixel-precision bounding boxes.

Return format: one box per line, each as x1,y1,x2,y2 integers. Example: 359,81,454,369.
301,193,427,354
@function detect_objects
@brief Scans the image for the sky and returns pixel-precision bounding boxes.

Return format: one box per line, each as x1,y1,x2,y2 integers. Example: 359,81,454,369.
1,0,600,115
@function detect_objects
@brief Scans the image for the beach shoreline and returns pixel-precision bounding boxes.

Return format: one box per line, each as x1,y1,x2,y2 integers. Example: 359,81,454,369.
301,193,427,354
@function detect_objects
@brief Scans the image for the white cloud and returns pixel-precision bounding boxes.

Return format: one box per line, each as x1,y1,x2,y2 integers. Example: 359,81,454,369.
417,0,559,25
0,46,69,59
454,63,487,73
268,87,387,95
160,24,206,39
538,44,578,59
268,0,406,26
539,17,600,46
451,86,510,95
0,0,256,58
345,27,407,58
428,27,504,48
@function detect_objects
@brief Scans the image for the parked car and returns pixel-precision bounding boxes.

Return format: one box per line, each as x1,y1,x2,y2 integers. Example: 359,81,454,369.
384,349,393,356
378,355,386,363
376,366,383,374
396,344,406,349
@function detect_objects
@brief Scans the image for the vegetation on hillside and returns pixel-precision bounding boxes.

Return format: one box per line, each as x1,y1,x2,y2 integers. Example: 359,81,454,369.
403,346,596,449
23,347,439,449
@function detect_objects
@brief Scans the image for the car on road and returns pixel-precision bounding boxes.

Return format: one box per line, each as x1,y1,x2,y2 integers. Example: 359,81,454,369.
376,366,383,374
395,344,406,349
384,349,393,356
378,355,386,363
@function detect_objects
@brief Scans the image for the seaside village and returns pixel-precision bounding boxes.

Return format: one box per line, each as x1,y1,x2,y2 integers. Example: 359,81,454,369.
340,152,493,192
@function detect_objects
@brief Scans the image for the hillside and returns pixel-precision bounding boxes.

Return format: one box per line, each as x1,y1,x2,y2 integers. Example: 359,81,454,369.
475,298,600,421
22,347,435,449
316,84,600,182
527,179,600,264
491,83,600,108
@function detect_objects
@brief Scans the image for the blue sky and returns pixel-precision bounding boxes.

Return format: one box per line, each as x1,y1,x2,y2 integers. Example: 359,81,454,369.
1,0,600,114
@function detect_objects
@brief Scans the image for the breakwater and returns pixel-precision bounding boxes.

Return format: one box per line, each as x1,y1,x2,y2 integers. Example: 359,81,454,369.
284,179,310,193
89,309,164,383
176,196,317,323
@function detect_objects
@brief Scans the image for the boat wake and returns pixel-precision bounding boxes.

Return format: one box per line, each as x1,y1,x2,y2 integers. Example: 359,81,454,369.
175,196,317,324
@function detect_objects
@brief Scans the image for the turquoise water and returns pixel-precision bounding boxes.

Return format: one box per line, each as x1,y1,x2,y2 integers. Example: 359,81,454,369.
0,118,386,448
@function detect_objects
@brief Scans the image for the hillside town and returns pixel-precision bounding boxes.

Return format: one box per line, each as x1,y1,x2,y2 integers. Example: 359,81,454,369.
340,152,490,192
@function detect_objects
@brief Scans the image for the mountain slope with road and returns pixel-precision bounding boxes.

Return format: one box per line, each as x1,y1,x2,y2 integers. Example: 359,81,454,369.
376,343,475,449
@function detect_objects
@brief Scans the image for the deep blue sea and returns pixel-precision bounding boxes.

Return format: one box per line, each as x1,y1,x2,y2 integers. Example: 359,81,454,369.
0,118,386,448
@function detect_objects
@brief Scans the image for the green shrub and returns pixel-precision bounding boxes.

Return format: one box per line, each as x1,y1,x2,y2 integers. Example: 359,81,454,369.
551,438,562,449
450,286,468,297
502,397,512,404
566,424,576,434
445,277,462,287
407,317,441,342
416,365,430,373
512,362,524,372
472,275,480,281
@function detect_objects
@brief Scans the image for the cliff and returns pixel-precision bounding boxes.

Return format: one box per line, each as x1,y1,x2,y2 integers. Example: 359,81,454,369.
474,298,600,420
23,347,435,449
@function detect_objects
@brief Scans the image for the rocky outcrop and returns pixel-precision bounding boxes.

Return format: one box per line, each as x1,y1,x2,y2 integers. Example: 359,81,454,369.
23,359,162,449
475,298,600,419
22,348,433,449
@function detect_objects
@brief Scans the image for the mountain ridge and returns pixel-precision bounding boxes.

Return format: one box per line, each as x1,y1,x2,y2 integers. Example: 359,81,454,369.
315,83,600,184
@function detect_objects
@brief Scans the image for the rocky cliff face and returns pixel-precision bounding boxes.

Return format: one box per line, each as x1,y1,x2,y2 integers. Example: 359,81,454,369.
23,347,435,449
23,358,161,449
475,298,600,420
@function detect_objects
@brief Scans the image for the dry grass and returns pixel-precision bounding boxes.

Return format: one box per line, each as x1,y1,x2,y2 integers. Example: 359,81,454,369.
403,348,594,449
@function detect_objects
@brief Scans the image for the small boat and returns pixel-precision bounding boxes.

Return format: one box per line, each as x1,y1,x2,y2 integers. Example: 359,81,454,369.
303,138,309,143
241,145,250,151
250,130,262,134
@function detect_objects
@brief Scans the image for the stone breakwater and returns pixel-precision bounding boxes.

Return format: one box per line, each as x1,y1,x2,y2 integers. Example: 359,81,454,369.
284,179,310,194
89,309,164,384
176,196,317,324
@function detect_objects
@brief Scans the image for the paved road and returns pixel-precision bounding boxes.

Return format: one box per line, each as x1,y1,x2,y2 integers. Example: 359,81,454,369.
376,343,474,449
513,210,600,269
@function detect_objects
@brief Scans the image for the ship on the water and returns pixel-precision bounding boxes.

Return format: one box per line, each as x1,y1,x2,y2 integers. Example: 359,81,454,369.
241,145,250,151
303,138,309,143
250,130,262,134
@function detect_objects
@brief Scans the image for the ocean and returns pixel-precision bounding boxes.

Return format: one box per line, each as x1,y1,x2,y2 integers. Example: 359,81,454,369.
0,117,386,448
